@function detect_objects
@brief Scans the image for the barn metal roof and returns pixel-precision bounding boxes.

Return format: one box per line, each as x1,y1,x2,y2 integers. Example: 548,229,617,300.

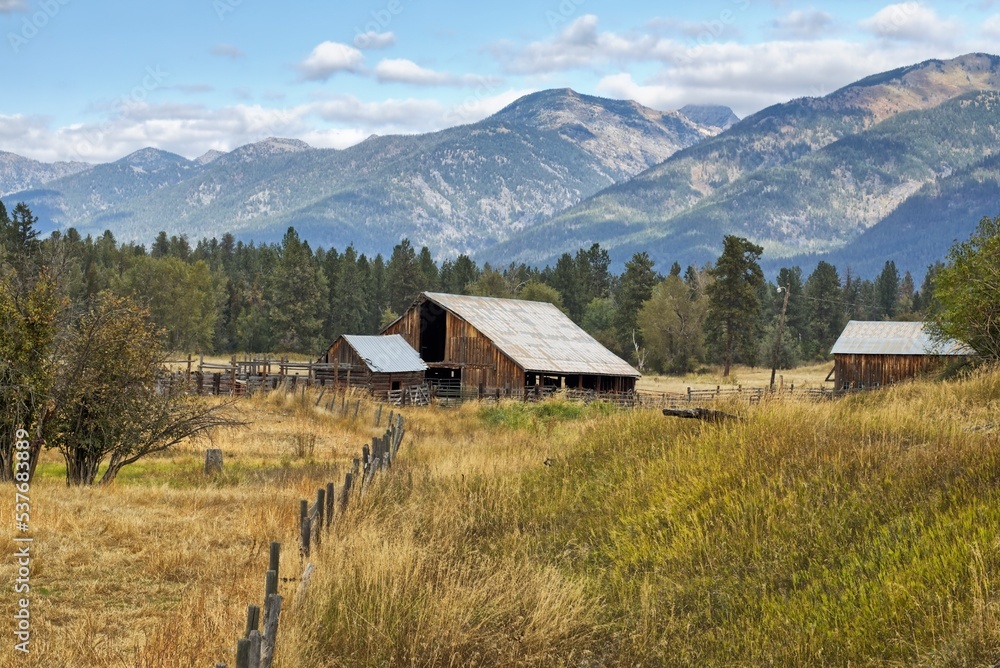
830,321,974,356
341,334,428,374
422,292,640,377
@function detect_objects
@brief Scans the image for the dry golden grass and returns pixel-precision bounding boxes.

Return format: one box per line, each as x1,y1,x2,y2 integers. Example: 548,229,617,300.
638,361,834,394
0,388,386,668
3,369,999,666
279,371,1000,667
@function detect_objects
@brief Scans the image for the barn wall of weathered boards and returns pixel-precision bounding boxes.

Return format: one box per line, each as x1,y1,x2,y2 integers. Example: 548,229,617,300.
381,292,640,396
833,353,953,389
317,334,426,398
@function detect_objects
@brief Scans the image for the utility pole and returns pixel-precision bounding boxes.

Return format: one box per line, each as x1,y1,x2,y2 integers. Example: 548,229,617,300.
770,285,790,391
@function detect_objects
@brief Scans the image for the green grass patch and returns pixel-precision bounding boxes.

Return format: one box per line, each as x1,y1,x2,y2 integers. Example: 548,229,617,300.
477,397,614,430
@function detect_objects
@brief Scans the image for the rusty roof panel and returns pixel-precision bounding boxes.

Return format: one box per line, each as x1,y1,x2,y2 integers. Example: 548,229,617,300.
342,334,428,374
422,292,640,377
830,321,974,356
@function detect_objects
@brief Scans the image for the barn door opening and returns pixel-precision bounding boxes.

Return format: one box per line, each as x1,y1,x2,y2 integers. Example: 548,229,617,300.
420,300,447,363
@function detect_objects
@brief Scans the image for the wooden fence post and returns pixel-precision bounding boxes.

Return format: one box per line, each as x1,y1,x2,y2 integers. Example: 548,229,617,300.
260,594,282,668
295,563,315,607
325,482,335,528
341,471,353,512
268,542,280,585
244,604,260,638
247,630,262,668
264,569,277,623
375,404,383,427
236,638,251,668
299,499,310,557
205,449,224,475
315,488,325,547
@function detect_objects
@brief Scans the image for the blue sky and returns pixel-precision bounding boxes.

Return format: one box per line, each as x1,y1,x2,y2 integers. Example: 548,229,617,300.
2,0,998,162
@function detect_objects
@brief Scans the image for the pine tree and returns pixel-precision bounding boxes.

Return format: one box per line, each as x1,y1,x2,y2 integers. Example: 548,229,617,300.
614,252,658,360
804,261,844,359
418,246,439,291
269,227,328,354
873,260,900,320
549,253,584,321
330,246,369,338
387,239,425,313
706,236,764,377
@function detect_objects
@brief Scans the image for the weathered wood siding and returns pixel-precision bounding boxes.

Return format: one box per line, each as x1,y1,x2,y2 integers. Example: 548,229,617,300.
382,308,422,350
383,294,634,395
317,338,424,396
382,299,526,389
833,354,955,388
445,311,526,389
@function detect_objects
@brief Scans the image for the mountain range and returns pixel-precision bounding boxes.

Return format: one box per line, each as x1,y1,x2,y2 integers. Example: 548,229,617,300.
5,91,725,257
4,52,1000,278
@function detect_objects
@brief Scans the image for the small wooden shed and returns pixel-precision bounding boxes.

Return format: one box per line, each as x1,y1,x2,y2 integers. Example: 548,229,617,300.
830,321,972,389
317,334,427,398
381,292,639,397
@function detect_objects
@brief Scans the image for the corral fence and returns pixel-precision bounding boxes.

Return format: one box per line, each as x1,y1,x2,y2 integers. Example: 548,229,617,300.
215,408,406,668
159,355,431,406
162,355,863,409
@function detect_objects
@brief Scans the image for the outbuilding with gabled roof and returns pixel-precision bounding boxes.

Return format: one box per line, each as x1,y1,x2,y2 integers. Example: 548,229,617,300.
830,321,973,388
318,334,427,400
381,291,639,397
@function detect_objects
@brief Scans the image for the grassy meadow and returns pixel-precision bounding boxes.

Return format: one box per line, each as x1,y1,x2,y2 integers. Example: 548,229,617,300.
3,368,1000,666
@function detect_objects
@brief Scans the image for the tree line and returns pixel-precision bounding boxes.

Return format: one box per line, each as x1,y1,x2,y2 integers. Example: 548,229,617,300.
3,198,997,486
1,200,941,372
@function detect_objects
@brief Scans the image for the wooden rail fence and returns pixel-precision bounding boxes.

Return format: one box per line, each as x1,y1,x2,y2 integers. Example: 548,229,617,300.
216,410,406,668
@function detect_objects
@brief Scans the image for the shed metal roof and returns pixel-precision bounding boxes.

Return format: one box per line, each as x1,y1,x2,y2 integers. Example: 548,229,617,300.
341,334,428,374
830,321,974,356
421,292,640,377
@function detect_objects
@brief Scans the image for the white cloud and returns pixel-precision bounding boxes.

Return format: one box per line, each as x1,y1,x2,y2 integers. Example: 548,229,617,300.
353,31,396,49
492,15,676,74
309,95,445,127
982,14,1000,38
596,39,940,116
0,0,25,12
440,88,535,127
0,87,540,163
770,9,836,39
859,2,962,42
298,41,365,81
373,58,498,88
375,59,457,85
211,43,245,59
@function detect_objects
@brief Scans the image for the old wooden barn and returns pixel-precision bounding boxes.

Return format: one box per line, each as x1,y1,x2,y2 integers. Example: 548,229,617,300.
381,292,640,397
830,321,973,389
317,334,427,399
